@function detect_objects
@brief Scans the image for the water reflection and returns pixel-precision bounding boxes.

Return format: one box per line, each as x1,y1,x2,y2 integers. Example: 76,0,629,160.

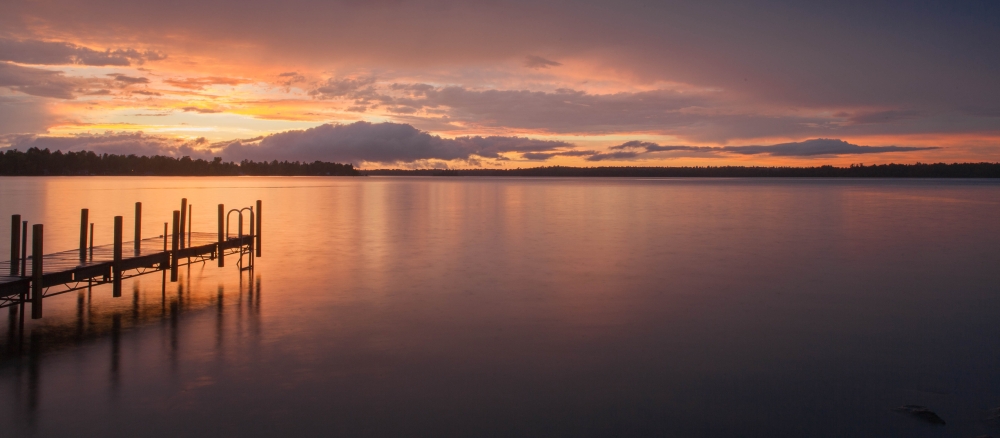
0,267,261,428
1,177,999,437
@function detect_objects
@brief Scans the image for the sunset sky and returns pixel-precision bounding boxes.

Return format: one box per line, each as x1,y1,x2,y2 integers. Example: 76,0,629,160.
1,0,998,168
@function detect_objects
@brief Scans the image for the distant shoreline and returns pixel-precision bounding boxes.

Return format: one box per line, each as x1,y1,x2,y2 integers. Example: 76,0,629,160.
4,148,1000,177
363,163,1000,178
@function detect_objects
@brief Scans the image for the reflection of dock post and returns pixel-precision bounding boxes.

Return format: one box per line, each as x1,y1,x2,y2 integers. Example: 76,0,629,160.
27,330,40,420
179,199,187,249
79,208,88,261
171,211,180,282
255,200,262,257
113,216,123,298
31,224,43,319
134,202,142,255
217,204,225,267
10,214,20,276
110,313,121,390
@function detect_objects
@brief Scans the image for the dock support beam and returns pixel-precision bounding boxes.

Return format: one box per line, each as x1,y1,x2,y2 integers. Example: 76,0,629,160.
89,223,94,261
255,200,262,257
79,209,88,261
171,211,180,282
134,202,142,254
31,224,43,319
10,215,20,276
188,204,192,247
113,216,123,298
217,204,224,267
180,199,187,249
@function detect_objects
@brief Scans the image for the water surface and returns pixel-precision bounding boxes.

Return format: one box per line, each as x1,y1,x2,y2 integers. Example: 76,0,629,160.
1,177,999,437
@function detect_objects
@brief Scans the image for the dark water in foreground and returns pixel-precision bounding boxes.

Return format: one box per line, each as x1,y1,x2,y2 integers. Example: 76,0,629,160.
1,177,999,437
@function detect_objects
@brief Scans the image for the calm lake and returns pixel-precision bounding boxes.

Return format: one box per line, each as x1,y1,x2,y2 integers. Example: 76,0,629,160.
1,177,999,437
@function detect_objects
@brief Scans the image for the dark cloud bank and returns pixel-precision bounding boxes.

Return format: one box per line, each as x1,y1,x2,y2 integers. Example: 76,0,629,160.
583,139,937,161
0,37,164,66
3,122,936,166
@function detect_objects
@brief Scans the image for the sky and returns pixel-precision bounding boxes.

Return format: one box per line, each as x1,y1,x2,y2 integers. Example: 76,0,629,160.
0,0,998,168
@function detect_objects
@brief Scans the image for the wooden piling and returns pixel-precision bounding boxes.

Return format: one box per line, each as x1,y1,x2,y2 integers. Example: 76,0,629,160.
171,211,180,282
20,221,27,276
188,204,193,247
163,223,168,252
113,216,123,298
218,204,224,267
255,200,262,257
31,224,42,319
180,199,187,249
10,215,20,276
89,223,94,261
134,202,142,254
79,209,89,261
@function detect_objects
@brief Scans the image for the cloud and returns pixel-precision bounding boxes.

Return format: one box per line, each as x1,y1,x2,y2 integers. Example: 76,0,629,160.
0,37,164,66
164,76,249,90
180,106,221,113
840,110,923,125
0,96,55,135
309,77,377,99
221,121,573,164
609,141,704,152
720,138,938,156
108,74,149,85
3,132,211,158
521,150,598,160
523,55,561,69
335,81,724,135
581,138,939,161
0,62,82,99
276,71,305,87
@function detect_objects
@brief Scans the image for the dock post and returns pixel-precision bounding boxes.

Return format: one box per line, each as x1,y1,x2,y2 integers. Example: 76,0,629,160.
31,224,43,319
89,223,94,261
180,199,187,249
218,204,224,267
134,202,142,255
188,204,192,248
20,221,27,277
171,211,180,282
79,209,88,261
10,215,20,276
255,200,262,257
163,223,167,252
113,216,123,298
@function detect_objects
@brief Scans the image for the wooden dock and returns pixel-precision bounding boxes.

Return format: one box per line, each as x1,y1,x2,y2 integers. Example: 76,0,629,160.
1,199,262,321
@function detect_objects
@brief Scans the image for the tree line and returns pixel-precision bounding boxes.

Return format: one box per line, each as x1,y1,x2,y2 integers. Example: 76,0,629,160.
0,148,359,176
366,163,1000,178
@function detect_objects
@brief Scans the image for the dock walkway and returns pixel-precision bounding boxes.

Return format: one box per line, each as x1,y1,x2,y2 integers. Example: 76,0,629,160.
2,199,261,320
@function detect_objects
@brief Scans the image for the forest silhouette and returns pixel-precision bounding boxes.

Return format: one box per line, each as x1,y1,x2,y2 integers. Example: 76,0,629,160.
0,148,358,176
3,148,1000,177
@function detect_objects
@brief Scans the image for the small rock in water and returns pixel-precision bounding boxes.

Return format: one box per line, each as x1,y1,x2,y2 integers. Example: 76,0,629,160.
893,405,946,425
